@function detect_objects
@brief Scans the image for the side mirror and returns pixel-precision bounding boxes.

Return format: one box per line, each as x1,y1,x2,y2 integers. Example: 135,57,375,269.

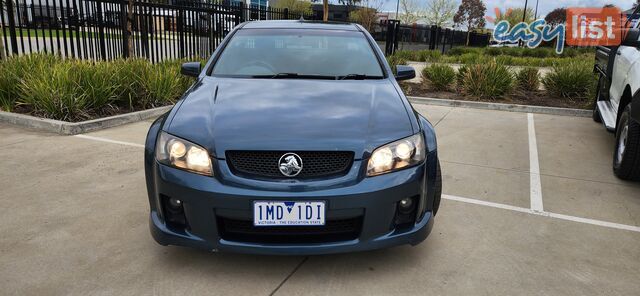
395,65,416,81
622,28,640,47
181,62,201,77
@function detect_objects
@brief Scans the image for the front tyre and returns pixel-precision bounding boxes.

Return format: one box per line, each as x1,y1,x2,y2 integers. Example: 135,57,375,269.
613,104,640,181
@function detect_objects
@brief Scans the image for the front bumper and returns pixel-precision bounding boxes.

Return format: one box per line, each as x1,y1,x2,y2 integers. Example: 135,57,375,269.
147,153,437,255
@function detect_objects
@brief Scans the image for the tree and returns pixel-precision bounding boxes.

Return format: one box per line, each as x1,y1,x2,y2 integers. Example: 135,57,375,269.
324,0,329,21
350,0,382,31
453,0,486,44
399,0,422,24
272,0,312,14
424,0,457,27
338,0,363,15
545,7,566,26
495,7,534,25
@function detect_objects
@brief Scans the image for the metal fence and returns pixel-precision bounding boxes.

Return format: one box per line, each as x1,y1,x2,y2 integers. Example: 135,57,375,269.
0,0,314,62
372,21,491,56
1,0,489,61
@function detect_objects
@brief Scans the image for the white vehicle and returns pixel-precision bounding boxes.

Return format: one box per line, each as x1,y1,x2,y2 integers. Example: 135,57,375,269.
593,10,640,181
488,40,519,47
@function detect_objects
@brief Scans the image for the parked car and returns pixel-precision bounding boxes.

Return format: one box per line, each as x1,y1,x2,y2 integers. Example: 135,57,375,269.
489,40,519,47
144,20,442,255
593,9,640,181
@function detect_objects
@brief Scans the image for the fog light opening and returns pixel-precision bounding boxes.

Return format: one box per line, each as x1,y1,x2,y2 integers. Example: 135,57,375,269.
161,195,189,230
398,197,414,214
169,197,182,209
394,196,418,229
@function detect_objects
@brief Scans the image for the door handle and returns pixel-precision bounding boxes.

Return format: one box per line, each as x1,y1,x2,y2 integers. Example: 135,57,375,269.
616,51,622,55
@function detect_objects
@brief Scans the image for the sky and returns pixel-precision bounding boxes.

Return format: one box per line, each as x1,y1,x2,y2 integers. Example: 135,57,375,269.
379,0,637,19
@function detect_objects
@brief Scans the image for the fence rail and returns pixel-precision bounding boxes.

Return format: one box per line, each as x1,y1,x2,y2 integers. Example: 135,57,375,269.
373,21,491,55
0,0,313,61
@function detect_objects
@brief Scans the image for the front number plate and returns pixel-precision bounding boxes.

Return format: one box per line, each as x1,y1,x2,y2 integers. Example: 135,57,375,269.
253,201,325,226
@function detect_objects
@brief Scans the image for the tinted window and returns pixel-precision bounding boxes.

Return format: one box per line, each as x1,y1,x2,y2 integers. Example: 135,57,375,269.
212,29,384,78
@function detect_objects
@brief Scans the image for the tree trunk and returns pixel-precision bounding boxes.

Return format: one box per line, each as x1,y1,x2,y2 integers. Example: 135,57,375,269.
466,21,471,46
0,24,4,60
323,0,328,22
127,0,134,57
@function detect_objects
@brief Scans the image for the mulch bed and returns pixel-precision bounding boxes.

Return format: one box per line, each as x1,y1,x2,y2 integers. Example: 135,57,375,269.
400,82,591,110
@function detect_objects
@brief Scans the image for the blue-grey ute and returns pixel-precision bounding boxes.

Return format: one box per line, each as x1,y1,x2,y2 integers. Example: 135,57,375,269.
145,21,442,255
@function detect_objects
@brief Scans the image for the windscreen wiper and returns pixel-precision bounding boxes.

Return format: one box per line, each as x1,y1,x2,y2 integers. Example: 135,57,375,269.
251,73,336,80
339,74,384,80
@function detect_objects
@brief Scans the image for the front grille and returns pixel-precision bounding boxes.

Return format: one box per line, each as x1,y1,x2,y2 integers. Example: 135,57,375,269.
226,151,354,179
218,217,362,244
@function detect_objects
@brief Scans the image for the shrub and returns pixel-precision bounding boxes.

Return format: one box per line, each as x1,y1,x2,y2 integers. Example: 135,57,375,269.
522,47,551,58
461,61,514,100
456,64,469,89
74,61,121,111
458,53,482,64
486,47,502,56
386,55,407,74
417,50,441,62
542,61,597,100
515,67,540,91
446,47,482,56
143,60,190,107
0,54,60,111
422,64,456,91
495,55,515,66
19,62,86,120
446,47,467,56
1,54,195,121
393,50,418,61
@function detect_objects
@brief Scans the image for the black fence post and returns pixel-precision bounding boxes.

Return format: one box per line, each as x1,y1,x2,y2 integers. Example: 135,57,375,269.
177,8,185,58
428,25,436,50
5,0,19,55
384,20,399,56
140,5,149,58
283,8,289,20
236,2,244,25
120,0,129,58
441,28,448,53
393,22,399,53
95,0,107,60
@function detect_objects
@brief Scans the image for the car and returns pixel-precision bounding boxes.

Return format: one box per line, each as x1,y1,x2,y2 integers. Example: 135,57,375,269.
144,20,442,255
593,8,640,181
489,40,519,48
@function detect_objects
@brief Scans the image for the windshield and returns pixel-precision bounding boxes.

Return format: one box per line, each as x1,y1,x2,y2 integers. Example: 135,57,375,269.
212,29,384,79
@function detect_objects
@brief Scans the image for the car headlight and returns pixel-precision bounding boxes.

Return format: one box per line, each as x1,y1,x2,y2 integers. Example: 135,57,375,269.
156,131,212,176
367,133,425,176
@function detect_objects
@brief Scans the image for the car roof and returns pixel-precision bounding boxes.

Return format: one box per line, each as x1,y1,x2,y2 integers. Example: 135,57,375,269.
241,20,360,31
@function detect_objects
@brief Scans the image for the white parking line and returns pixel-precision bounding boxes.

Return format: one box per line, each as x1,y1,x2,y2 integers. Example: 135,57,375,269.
74,134,145,148
443,194,640,233
528,113,544,212
73,134,640,234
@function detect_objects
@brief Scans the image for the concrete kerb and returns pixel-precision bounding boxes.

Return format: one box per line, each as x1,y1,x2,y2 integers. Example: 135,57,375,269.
0,106,172,135
408,96,592,117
